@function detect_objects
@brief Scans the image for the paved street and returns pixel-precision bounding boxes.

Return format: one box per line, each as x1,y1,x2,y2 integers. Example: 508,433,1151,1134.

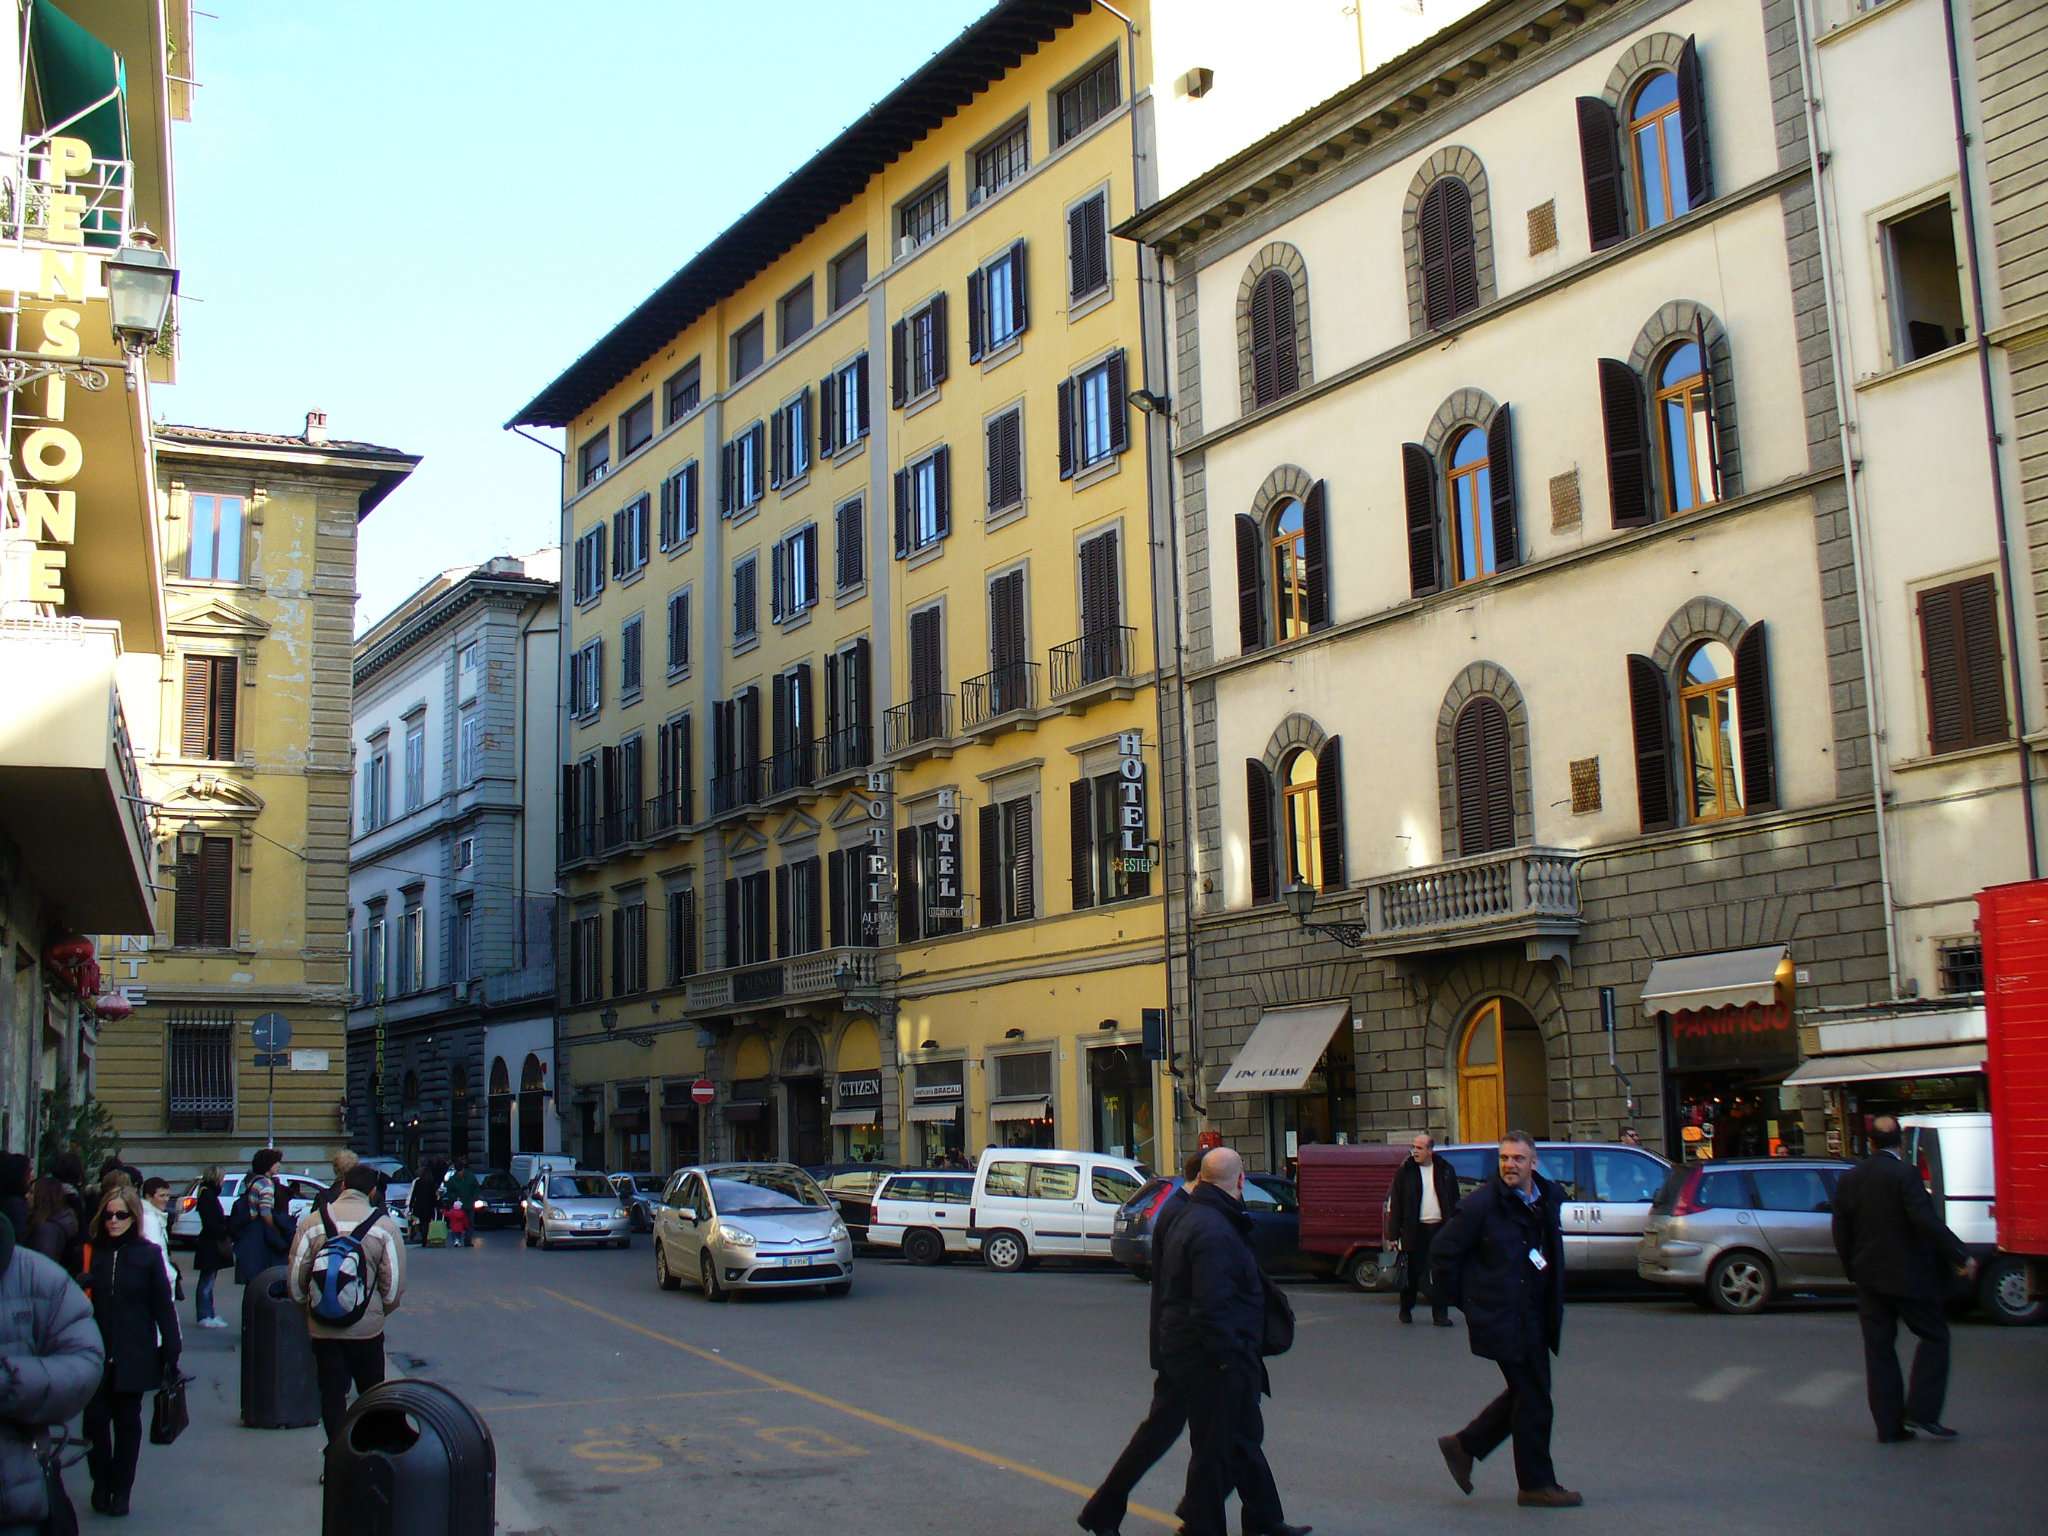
120,1235,2046,1535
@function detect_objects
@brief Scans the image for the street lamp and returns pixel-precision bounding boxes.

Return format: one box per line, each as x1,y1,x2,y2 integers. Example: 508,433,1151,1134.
104,230,179,353
175,820,203,860
599,1005,619,1035
1282,880,1371,949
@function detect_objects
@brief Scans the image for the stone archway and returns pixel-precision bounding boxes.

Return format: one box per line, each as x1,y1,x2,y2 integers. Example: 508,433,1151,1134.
517,1053,545,1154
1423,954,1570,1141
487,1057,512,1171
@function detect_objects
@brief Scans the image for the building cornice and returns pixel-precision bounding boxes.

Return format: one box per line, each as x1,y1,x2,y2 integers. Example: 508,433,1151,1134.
353,576,556,687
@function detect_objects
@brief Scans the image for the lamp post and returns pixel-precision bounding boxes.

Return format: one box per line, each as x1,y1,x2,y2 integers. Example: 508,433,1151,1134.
175,820,203,860
1282,881,1371,949
104,229,179,353
599,1005,619,1035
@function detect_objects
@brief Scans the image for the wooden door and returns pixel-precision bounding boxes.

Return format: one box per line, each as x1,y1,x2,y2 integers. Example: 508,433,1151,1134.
1458,1000,1506,1143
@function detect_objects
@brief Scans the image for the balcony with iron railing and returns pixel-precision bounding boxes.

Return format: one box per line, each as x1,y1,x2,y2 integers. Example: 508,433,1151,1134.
645,786,692,839
960,661,1039,735
686,945,883,1015
5,147,133,249
558,819,596,867
884,692,953,759
821,722,873,780
1342,846,1583,961
711,759,764,818
1049,625,1139,708
599,802,642,854
768,740,817,798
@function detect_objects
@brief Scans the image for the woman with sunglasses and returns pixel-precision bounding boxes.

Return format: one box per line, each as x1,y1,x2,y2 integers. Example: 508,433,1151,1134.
83,1187,180,1517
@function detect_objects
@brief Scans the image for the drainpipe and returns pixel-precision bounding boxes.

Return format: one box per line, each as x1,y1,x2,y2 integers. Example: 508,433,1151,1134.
1939,0,2039,878
1792,0,1903,997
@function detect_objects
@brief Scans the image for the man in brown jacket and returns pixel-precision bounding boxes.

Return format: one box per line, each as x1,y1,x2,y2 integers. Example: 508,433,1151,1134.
287,1162,405,1443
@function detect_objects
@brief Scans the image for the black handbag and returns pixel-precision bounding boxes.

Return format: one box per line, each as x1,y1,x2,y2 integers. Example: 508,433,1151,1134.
149,1370,190,1446
35,1433,80,1536
1260,1278,1295,1357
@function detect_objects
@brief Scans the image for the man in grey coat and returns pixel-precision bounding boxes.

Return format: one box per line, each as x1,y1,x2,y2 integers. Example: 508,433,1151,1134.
0,1212,106,1532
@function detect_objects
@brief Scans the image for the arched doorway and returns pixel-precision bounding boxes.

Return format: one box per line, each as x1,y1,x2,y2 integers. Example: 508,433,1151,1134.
517,1053,545,1153
782,1027,826,1167
487,1058,512,1170
1456,998,1550,1142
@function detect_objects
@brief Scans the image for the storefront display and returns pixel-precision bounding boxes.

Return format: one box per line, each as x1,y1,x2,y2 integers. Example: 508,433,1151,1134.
907,1059,965,1167
831,1069,884,1161
1088,1043,1153,1164
991,1049,1055,1149
726,1077,772,1162
1664,1003,1802,1162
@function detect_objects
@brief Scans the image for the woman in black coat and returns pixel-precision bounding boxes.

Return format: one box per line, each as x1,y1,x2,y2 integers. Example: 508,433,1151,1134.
192,1166,229,1329
83,1187,180,1517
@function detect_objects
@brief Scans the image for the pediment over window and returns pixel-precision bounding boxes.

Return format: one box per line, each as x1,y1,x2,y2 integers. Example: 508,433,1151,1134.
773,808,822,844
168,597,270,640
723,825,768,858
826,791,883,830
160,774,266,814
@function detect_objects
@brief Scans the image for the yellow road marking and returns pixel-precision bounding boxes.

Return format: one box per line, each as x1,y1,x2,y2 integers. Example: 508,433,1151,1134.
485,1386,780,1414
537,1287,1176,1528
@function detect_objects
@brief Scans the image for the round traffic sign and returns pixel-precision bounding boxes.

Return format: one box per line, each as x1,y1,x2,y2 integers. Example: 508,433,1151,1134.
690,1078,715,1106
251,1012,293,1051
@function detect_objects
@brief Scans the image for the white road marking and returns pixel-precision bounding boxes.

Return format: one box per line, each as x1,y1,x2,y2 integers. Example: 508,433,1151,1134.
1782,1370,1861,1409
1688,1365,1761,1402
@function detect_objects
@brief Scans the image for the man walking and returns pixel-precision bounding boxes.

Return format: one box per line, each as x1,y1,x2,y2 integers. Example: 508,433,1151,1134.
1432,1131,1581,1509
1831,1114,1973,1442
287,1163,405,1444
1155,1148,1305,1536
1388,1132,1459,1326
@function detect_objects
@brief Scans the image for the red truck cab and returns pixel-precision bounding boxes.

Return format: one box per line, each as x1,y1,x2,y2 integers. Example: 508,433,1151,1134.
1294,1142,1410,1289
1978,880,2048,1314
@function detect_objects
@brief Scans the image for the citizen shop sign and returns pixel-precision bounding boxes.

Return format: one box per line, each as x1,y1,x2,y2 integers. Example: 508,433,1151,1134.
863,770,894,937
929,788,962,919
1112,732,1152,874
835,1071,882,1109
1667,1003,1796,1074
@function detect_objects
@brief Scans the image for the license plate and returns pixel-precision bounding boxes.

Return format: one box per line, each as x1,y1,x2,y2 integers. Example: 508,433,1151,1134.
580,1221,604,1230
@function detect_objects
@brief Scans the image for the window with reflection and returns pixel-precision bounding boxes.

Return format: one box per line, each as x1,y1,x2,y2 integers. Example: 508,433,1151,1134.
1280,748,1322,891
1269,500,1309,641
188,493,245,582
1629,71,1692,231
1447,428,1495,584
1656,341,1716,513
1679,641,1743,821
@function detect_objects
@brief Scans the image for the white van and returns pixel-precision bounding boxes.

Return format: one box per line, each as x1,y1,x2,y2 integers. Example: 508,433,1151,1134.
866,1170,978,1264
1901,1111,2043,1325
968,1146,1146,1272
510,1152,580,1190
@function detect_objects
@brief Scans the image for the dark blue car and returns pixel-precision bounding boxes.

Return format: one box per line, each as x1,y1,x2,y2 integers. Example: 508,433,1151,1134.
1110,1174,1301,1278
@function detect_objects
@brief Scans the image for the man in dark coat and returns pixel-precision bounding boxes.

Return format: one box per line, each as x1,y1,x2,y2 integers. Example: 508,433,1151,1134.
1831,1114,1973,1441
1431,1131,1581,1508
1388,1132,1460,1326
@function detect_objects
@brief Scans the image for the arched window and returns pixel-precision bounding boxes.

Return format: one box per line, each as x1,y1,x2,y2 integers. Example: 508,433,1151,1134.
518,1052,545,1154
1678,641,1742,821
1280,748,1322,890
1247,269,1299,407
1452,696,1514,856
1655,341,1716,513
1418,177,1480,327
1628,70,1692,230
1447,428,1495,584
1270,500,1309,642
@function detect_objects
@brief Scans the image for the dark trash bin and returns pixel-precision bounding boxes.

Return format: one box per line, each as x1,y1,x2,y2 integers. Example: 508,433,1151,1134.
323,1380,495,1536
241,1264,321,1428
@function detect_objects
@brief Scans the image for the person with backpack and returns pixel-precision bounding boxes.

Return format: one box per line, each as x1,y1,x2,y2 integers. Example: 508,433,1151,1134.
192,1168,229,1328
285,1163,404,1443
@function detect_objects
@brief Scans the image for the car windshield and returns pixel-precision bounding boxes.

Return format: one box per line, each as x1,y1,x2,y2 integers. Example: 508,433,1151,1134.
479,1175,518,1195
630,1175,664,1193
708,1168,828,1213
547,1175,614,1200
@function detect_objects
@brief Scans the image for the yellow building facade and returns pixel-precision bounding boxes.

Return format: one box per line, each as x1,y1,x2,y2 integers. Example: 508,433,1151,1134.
95,421,416,1177
516,1,1184,1174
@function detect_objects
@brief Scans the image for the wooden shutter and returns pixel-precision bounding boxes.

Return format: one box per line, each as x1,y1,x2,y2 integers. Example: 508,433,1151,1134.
930,293,949,384
1419,180,1454,328
181,656,211,758
990,571,1026,668
1402,443,1440,596
1676,36,1714,203
819,373,838,455
684,462,699,536
1010,799,1035,918
1576,97,1627,249
910,606,941,700
1599,359,1651,528
893,469,911,558
772,673,791,774
1734,622,1777,810
805,858,824,951
1487,403,1520,571
1120,768,1150,898
1454,699,1514,856
890,318,908,407
1248,269,1279,406
1106,351,1129,456
837,499,861,588
200,836,232,947
803,526,819,608
740,684,760,768
794,663,813,750
174,849,200,947
1235,513,1264,651
1627,654,1675,832
594,522,606,589
721,441,736,516
1009,241,1029,332
775,865,791,957
1302,480,1330,629
771,539,788,622
1070,777,1095,910
933,446,951,539
1057,378,1076,479
897,826,921,941
722,879,740,968
828,848,846,947
852,639,872,749
1067,197,1090,298
980,803,1002,925
1447,179,1479,317
1079,529,1120,637
988,410,1022,510
1317,735,1346,889
967,265,987,361
1246,760,1275,904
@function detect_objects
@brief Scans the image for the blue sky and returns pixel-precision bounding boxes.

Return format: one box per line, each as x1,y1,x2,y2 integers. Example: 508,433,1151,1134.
163,1,988,631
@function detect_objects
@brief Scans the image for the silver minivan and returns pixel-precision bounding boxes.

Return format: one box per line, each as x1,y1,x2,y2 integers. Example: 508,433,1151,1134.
653,1164,853,1300
1636,1158,1855,1313
1435,1142,1670,1275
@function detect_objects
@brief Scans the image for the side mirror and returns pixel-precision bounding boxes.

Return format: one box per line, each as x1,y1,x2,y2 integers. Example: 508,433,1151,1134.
676,1206,698,1223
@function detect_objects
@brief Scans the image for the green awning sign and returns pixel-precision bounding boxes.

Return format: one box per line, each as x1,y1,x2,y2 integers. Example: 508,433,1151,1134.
28,1,130,167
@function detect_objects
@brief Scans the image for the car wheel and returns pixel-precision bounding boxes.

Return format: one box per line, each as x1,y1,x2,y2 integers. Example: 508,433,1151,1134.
1706,1250,1774,1315
824,1280,852,1297
701,1253,727,1303
1346,1253,1385,1292
903,1229,945,1267
656,1242,680,1291
982,1229,1027,1273
1981,1255,2046,1326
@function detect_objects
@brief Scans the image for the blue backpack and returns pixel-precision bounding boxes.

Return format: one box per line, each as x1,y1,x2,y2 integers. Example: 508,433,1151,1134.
308,1206,385,1327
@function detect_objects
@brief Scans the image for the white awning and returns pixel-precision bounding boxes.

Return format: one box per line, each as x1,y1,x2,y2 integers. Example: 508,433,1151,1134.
1783,1043,1987,1087
829,1109,878,1127
1639,945,1789,1014
989,1096,1051,1124
907,1103,959,1123
1215,1002,1351,1094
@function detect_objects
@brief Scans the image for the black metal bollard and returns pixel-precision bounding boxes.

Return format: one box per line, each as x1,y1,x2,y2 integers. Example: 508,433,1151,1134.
239,1265,320,1428
322,1380,495,1536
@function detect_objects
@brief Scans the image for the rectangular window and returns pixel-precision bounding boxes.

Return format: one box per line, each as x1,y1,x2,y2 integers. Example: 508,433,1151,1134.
573,523,606,603
1918,574,2007,753
919,821,964,936
985,407,1024,513
731,315,765,381
166,1013,234,1132
578,435,610,488
1072,765,1149,909
459,709,483,785
621,614,644,695
733,555,758,642
569,911,603,1004
778,280,814,349
772,525,819,623
825,355,868,452
973,117,1030,205
362,910,387,1001
398,897,424,994
1066,191,1110,301
570,637,604,718
722,425,765,515
898,176,949,254
985,796,1035,924
453,897,475,983
831,240,868,312
666,590,690,674
186,493,245,582
771,392,810,488
178,653,238,761
614,900,649,995
1937,940,1983,995
454,836,474,871
906,299,946,400
173,834,233,948
458,640,481,696
835,498,865,591
360,746,390,831
1059,351,1129,477
659,462,699,549
667,887,699,983
1882,200,1967,365
619,395,654,458
893,447,950,556
1055,52,1120,145
729,870,773,966
612,495,651,579
656,714,692,827
665,359,701,425
970,242,1029,361
1079,361,1113,465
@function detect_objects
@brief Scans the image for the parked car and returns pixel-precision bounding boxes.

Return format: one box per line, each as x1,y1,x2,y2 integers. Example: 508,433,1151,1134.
1428,1141,1672,1278
510,1152,579,1189
360,1158,412,1211
1636,1157,1856,1313
652,1163,852,1299
1111,1173,1301,1278
169,1171,322,1247
522,1170,632,1250
968,1146,1146,1272
610,1172,667,1233
467,1170,524,1230
1903,1112,2044,1325
866,1171,977,1264
805,1164,904,1244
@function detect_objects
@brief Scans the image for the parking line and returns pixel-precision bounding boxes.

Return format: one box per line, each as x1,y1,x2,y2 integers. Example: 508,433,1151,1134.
536,1287,1177,1528
485,1386,782,1414
1780,1370,1860,1409
1687,1365,1761,1403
